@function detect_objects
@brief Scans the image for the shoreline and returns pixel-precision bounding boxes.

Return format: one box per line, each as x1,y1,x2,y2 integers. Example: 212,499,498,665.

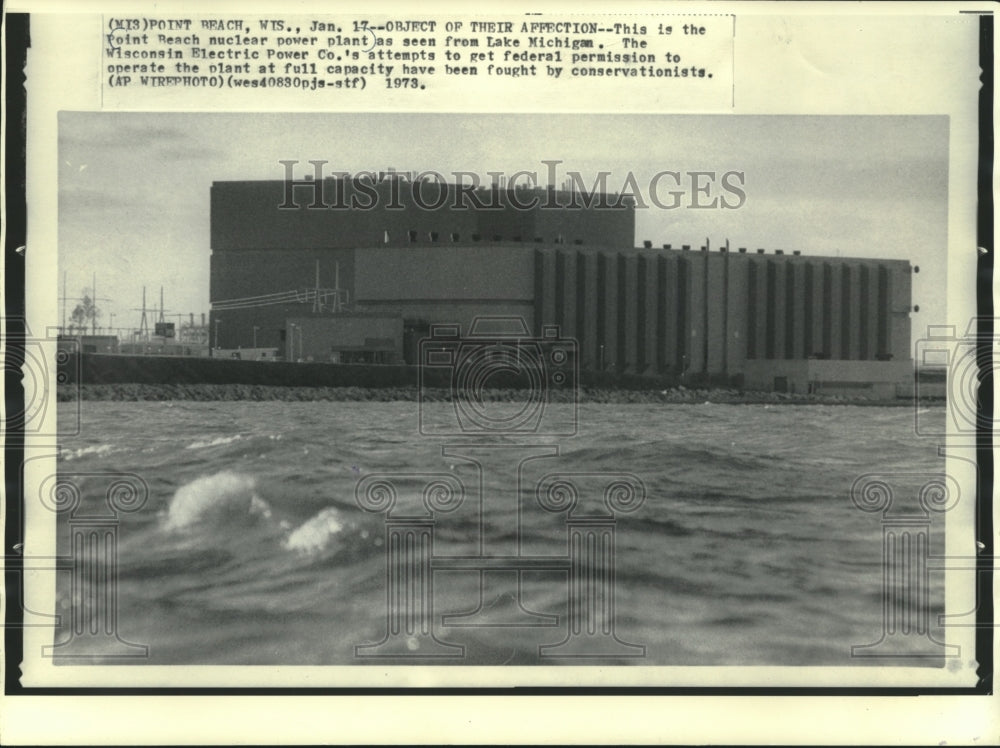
58,383,942,406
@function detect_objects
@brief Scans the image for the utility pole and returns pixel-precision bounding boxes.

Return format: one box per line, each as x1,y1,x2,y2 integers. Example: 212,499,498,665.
93,275,111,335
133,287,150,340
313,260,321,313
334,261,344,312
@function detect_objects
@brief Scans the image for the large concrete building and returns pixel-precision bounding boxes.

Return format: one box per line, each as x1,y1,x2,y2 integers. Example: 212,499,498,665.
209,176,914,393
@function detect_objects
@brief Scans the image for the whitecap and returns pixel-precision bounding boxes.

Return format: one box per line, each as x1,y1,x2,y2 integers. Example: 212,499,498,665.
163,471,271,531
59,444,116,461
283,507,344,556
185,434,244,450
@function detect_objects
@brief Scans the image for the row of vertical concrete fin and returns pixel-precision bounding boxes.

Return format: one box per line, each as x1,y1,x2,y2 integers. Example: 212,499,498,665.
532,246,913,376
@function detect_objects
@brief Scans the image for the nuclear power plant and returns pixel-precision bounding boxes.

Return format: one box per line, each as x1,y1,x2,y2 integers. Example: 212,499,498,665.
208,175,915,396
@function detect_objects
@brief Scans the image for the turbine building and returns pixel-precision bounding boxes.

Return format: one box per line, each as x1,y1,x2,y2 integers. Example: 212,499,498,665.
208,176,914,395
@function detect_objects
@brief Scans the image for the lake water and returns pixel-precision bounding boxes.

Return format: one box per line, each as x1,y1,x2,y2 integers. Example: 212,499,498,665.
51,400,947,667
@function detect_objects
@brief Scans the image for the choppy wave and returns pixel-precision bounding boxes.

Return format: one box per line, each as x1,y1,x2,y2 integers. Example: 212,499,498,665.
185,434,245,450
54,401,947,666
59,443,118,461
283,507,345,555
161,470,379,566
163,471,271,531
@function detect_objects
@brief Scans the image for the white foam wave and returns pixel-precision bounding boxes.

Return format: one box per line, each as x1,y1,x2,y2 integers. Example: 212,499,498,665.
185,434,244,450
283,507,344,556
60,444,116,461
164,471,272,531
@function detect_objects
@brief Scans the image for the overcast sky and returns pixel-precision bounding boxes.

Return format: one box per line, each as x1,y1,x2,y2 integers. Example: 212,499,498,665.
58,113,948,338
